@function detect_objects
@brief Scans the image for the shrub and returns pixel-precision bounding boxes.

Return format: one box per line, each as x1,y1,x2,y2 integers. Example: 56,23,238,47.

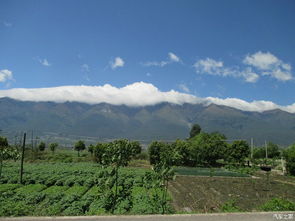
260,198,295,211
38,142,46,151
221,200,243,212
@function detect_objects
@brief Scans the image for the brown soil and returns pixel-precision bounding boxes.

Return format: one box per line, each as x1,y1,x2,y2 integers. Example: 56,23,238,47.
168,172,295,213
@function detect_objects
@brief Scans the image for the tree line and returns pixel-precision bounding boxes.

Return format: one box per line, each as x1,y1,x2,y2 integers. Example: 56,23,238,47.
1,123,295,176
148,124,295,175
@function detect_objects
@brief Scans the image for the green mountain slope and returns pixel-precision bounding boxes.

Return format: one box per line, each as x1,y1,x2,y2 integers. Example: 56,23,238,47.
0,98,295,146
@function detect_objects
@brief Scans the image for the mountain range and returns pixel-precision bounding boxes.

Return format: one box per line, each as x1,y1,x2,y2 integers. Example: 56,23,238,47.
0,97,295,146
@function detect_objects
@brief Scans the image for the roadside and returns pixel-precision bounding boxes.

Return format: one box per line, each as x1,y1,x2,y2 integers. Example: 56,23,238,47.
1,212,294,221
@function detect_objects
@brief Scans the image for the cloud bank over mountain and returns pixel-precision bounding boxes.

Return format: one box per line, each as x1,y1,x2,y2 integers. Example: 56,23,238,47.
0,81,294,113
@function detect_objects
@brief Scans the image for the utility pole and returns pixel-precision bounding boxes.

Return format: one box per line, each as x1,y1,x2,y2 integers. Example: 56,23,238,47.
14,135,17,147
31,130,34,150
265,140,268,160
251,138,254,159
281,156,286,175
19,133,26,184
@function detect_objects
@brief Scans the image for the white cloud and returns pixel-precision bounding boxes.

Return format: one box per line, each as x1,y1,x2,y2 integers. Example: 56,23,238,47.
39,58,51,67
204,96,295,114
178,83,190,93
194,52,293,82
205,97,279,112
194,58,224,75
168,52,180,62
0,82,200,106
142,52,181,67
111,57,124,69
263,69,292,81
240,67,260,83
0,81,295,113
0,69,13,83
243,51,292,81
193,58,259,83
244,51,279,70
143,61,168,67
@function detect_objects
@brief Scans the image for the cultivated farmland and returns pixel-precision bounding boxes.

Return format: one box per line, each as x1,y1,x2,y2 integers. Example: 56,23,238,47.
0,162,170,216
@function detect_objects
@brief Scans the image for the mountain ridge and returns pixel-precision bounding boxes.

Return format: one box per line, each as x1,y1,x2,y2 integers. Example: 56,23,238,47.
0,97,295,146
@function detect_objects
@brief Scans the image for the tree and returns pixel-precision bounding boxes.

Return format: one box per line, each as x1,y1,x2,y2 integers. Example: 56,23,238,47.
253,147,265,159
49,143,58,153
190,132,227,166
129,141,142,156
170,139,191,166
189,123,201,139
148,141,164,165
148,141,175,214
284,144,295,176
74,140,86,157
97,139,142,213
88,144,95,156
252,143,280,160
93,143,107,164
267,142,280,158
0,136,19,179
106,139,141,167
38,142,46,151
0,136,8,178
227,140,250,165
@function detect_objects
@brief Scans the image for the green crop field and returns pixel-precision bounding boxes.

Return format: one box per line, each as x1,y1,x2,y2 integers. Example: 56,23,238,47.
174,167,250,177
0,162,147,186
0,162,170,216
1,162,295,216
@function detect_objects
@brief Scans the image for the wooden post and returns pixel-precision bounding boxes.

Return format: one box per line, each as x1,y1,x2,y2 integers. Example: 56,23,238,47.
281,157,286,175
19,133,26,184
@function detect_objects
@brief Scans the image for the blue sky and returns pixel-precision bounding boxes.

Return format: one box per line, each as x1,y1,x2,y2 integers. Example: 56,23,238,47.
0,0,295,110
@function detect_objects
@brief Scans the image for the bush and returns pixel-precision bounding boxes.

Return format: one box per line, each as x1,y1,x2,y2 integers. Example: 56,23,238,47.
221,200,243,212
225,165,258,176
284,144,295,176
38,142,46,151
226,140,250,165
260,198,295,211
